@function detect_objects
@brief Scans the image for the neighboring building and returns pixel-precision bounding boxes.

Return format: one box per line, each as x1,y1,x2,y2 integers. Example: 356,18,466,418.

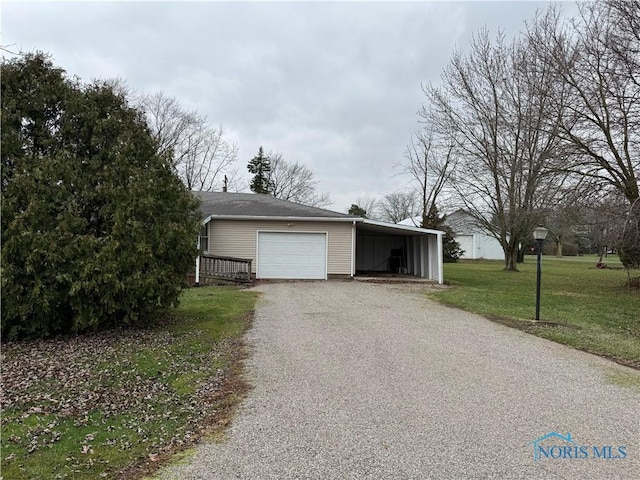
445,210,503,260
398,210,503,261
195,192,444,283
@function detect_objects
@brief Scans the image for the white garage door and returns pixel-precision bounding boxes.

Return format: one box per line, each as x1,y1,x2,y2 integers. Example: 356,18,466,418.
257,232,327,279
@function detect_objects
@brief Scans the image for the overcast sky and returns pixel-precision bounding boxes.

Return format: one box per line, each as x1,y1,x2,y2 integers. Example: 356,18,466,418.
2,1,577,213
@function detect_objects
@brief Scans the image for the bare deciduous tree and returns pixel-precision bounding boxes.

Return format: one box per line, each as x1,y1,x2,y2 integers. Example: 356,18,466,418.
401,111,459,227
266,152,332,207
426,26,571,270
529,2,640,204
578,190,636,261
378,191,419,223
179,124,239,192
543,187,591,257
607,0,640,89
0,44,20,56
139,91,239,192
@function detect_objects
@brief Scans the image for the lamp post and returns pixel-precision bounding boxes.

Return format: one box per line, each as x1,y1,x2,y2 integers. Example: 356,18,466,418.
533,225,549,321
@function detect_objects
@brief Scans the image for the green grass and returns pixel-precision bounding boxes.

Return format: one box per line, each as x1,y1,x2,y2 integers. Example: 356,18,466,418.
430,256,640,368
1,286,259,480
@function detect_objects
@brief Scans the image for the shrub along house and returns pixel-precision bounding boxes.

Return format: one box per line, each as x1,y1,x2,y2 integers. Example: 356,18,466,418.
193,192,443,284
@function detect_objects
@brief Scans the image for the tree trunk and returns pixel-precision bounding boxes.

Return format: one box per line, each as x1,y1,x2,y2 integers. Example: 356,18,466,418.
556,234,563,257
504,243,520,271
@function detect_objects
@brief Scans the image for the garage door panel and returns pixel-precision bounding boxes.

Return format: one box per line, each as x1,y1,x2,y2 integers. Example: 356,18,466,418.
257,232,327,279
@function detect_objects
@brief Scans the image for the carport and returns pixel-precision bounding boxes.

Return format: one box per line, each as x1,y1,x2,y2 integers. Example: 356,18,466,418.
354,219,443,284
193,192,444,284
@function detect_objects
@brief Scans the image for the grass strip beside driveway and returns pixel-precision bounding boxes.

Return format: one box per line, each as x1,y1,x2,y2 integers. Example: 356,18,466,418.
1,286,258,480
430,257,640,368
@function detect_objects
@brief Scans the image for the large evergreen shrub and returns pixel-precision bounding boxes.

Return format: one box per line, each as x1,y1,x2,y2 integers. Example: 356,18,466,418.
1,53,200,340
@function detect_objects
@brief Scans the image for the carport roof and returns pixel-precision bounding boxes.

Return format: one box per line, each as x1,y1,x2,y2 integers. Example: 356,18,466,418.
359,219,443,236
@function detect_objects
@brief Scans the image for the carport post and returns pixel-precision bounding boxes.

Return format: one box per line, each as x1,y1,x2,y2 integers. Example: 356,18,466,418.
195,236,201,285
438,233,443,284
427,234,441,283
351,220,356,277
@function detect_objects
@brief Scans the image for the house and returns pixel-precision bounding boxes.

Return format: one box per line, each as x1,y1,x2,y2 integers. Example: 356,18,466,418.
194,192,444,283
398,210,503,260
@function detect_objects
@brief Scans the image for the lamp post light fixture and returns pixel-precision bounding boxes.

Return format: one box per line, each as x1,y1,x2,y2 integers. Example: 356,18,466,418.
533,225,549,321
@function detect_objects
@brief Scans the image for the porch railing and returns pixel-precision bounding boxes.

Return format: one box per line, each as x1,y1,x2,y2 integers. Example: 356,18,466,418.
198,254,253,284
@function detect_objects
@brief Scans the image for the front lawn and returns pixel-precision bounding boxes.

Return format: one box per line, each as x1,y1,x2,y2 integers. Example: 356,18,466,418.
1,286,259,480
430,256,640,368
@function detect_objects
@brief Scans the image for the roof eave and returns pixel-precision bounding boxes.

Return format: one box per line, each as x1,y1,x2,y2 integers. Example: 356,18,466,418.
202,214,363,224
201,215,443,235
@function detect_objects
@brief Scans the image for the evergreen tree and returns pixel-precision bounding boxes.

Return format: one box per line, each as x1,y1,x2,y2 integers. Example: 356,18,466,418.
1,53,200,340
247,146,272,194
421,206,463,263
348,204,368,218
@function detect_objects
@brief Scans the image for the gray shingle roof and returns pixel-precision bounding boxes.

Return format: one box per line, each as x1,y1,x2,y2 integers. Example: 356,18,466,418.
194,192,359,219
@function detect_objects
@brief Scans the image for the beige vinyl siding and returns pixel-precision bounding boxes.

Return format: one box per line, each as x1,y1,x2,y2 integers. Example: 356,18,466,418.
207,219,353,275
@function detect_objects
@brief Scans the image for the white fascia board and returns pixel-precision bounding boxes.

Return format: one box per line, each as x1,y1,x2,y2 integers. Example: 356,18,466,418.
202,214,364,225
360,219,444,236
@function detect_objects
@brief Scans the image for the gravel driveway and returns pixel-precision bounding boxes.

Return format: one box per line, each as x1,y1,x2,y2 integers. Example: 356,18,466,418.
158,281,640,479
